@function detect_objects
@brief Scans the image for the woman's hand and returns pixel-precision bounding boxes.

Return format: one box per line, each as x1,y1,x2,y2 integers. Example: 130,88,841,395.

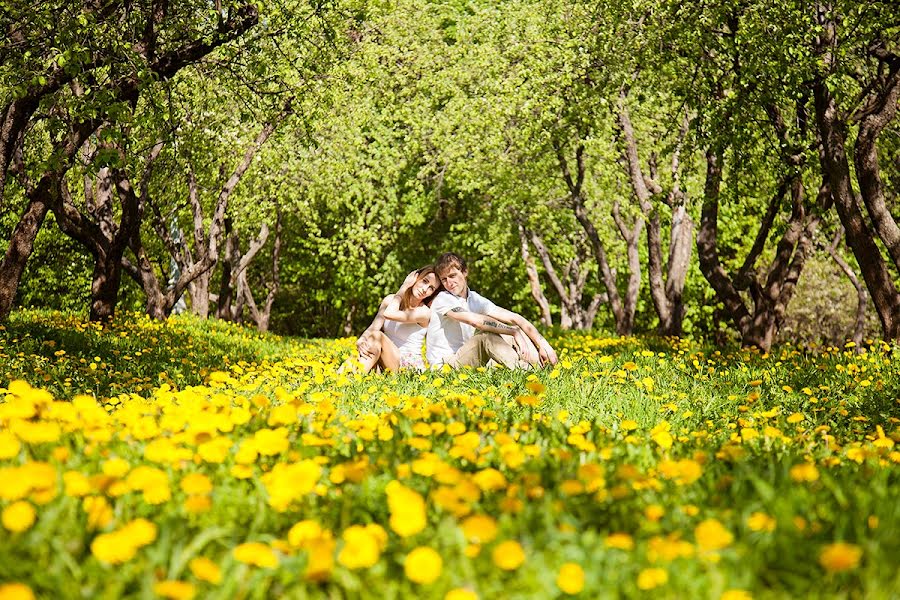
398,269,419,292
356,331,378,358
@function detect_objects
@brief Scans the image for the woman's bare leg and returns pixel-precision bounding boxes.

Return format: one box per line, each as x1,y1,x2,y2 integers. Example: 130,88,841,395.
377,332,402,371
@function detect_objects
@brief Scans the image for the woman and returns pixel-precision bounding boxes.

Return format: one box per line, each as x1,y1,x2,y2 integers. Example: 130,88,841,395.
352,266,441,372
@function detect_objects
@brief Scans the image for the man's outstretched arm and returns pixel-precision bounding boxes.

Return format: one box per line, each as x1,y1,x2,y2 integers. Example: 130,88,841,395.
444,308,539,364
485,306,558,365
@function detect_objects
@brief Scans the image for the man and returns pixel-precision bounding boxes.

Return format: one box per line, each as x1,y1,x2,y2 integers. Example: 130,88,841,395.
426,252,558,369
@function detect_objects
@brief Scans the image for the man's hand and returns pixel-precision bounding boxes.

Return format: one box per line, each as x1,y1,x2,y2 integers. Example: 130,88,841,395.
537,340,558,366
514,330,540,365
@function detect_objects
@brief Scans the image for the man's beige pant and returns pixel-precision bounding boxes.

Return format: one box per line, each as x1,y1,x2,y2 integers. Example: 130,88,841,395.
444,332,530,369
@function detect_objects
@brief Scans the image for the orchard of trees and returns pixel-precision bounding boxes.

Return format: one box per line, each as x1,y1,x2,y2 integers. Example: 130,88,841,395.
2,0,898,350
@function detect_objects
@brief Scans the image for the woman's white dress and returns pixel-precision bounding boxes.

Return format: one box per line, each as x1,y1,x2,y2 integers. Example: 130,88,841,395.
382,320,426,370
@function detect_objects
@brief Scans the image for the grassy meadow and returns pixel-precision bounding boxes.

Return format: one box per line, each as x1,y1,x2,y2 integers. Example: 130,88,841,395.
1,310,899,599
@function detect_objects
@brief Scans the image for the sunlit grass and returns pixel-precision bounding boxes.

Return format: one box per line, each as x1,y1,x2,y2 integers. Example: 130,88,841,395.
0,310,898,598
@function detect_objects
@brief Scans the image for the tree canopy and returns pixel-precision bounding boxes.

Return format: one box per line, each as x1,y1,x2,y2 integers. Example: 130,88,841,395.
2,0,898,349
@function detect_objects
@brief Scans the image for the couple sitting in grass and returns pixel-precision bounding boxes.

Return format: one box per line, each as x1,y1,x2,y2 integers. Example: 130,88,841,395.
354,252,558,372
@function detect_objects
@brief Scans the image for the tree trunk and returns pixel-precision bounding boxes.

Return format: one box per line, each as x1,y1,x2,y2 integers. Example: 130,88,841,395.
697,148,817,351
611,200,643,336
190,276,211,318
664,203,693,336
697,149,753,335
0,98,39,203
0,195,50,319
814,81,900,339
555,141,631,333
618,95,692,337
526,226,601,330
89,247,123,322
515,221,552,327
828,227,868,346
216,219,237,320
853,68,900,271
343,302,356,336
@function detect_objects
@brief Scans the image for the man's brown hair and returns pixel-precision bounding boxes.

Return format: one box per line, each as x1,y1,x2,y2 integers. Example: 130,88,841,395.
435,252,467,276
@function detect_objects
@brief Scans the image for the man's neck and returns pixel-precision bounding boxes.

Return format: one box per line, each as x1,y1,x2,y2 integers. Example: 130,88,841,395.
458,286,469,299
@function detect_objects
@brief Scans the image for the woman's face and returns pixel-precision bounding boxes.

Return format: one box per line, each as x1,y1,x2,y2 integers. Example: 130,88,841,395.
412,273,439,301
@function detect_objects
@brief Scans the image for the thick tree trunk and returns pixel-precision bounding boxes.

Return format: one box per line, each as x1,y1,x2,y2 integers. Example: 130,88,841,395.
189,276,211,318
0,98,39,203
89,248,123,322
854,72,900,271
743,303,778,351
0,195,50,319
814,81,900,339
697,148,817,351
664,203,693,336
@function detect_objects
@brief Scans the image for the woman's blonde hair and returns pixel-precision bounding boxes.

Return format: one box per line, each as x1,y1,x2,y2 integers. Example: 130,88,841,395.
399,265,441,310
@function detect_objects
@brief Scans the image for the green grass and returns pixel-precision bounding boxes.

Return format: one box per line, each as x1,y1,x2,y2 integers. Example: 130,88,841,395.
2,309,900,598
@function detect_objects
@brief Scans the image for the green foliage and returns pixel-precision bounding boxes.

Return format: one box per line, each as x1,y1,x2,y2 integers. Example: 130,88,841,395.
4,0,898,344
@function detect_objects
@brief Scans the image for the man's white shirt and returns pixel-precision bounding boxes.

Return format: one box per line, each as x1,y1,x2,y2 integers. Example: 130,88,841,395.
425,290,497,367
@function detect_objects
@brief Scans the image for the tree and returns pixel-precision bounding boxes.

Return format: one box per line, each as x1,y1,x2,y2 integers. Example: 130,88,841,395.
0,1,260,320
812,2,900,340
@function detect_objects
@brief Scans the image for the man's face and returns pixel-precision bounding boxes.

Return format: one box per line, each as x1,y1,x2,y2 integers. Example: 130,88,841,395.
438,266,468,296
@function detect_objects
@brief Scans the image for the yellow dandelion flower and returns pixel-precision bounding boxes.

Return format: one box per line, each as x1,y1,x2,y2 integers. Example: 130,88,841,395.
819,542,862,573
746,512,776,533
288,520,323,548
789,462,819,483
461,514,498,544
491,540,526,571
101,458,130,478
636,567,668,590
386,481,427,538
604,532,634,551
120,518,157,547
720,591,753,600
404,546,443,584
445,589,478,600
2,501,36,533
184,494,211,514
179,473,212,495
0,583,35,600
0,431,21,459
233,542,278,568
152,580,195,600
63,471,90,497
694,519,733,552
337,525,382,570
556,562,585,594
188,557,222,584
82,496,113,530
91,532,138,564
